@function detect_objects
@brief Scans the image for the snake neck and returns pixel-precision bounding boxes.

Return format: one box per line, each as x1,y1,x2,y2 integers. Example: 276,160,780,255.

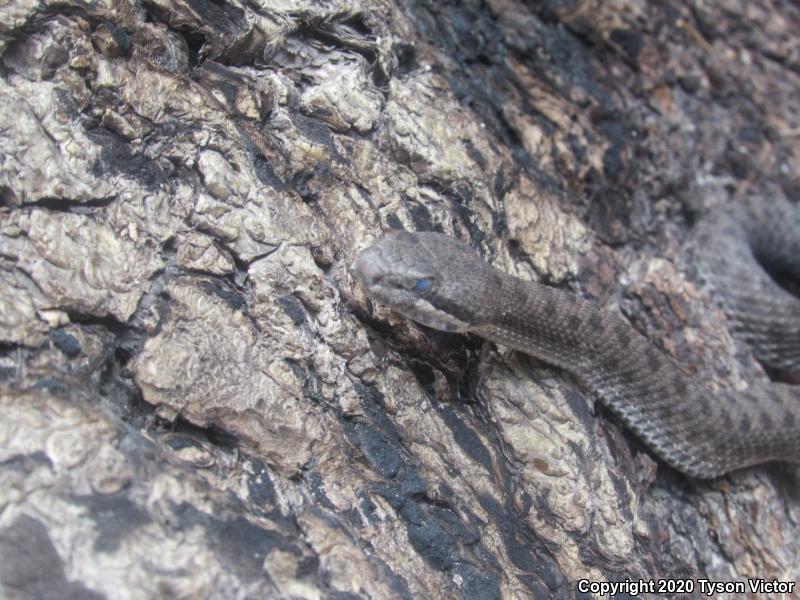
470,274,798,478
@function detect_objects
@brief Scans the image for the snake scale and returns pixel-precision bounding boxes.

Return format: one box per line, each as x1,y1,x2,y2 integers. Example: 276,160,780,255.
350,199,800,478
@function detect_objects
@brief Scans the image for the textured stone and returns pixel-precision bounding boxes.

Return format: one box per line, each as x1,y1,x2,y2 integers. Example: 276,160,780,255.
1,0,798,597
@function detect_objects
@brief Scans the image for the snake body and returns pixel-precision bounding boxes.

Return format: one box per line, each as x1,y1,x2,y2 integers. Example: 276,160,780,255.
350,201,800,478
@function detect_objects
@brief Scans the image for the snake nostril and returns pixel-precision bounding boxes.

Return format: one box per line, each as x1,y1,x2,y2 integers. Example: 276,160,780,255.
351,247,384,286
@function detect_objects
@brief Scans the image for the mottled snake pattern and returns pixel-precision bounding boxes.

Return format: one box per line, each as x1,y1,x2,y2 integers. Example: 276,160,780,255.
351,199,800,478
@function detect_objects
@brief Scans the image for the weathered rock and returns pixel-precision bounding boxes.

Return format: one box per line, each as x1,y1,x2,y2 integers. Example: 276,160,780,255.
1,0,798,598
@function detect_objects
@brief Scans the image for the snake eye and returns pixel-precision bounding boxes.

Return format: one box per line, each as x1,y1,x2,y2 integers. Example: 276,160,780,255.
412,278,433,292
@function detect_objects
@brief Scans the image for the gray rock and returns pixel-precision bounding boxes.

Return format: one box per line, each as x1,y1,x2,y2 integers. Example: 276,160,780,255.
1,0,798,598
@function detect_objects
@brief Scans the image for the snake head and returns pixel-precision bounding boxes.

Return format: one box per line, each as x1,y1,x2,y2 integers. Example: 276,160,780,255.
350,231,498,333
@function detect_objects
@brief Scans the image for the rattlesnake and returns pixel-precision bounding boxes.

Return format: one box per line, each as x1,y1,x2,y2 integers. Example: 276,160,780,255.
350,199,800,478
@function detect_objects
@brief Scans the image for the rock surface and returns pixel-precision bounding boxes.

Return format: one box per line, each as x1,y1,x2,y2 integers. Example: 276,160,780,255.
1,1,798,598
